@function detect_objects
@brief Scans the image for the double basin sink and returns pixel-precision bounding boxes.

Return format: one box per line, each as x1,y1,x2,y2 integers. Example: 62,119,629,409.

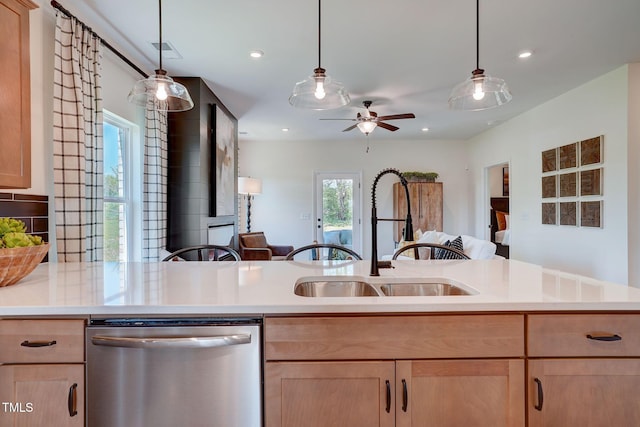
294,276,477,297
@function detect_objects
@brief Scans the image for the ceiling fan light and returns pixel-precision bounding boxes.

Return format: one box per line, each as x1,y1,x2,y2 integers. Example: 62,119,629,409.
128,71,194,111
448,69,512,111
357,121,377,135
289,68,350,110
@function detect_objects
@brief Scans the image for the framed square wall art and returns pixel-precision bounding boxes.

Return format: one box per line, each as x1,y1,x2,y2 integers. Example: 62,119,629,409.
559,172,577,197
559,202,577,226
542,203,557,225
542,149,557,173
210,104,236,217
580,168,602,196
580,136,603,166
542,176,557,199
581,201,603,228
559,143,577,169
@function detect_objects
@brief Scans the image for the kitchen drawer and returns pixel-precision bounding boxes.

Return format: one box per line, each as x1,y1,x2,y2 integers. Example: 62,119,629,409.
0,319,85,363
265,314,524,360
528,314,640,357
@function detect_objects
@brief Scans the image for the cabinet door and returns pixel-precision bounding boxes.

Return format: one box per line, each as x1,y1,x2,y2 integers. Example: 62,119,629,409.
265,361,395,427
394,182,443,242
396,359,524,427
528,359,640,426
0,364,84,427
0,0,36,189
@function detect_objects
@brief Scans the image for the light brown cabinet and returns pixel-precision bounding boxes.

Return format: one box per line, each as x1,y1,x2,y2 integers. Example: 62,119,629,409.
396,359,524,427
527,314,640,426
264,314,525,427
393,182,443,242
0,319,85,427
0,0,37,189
265,361,395,427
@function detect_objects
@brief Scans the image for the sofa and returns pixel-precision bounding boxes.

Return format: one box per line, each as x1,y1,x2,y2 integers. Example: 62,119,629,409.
393,229,500,260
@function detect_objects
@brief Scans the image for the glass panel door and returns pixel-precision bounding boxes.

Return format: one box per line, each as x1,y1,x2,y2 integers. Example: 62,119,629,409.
314,172,362,258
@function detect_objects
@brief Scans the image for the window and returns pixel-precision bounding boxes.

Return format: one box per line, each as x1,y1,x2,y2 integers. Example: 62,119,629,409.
103,111,141,262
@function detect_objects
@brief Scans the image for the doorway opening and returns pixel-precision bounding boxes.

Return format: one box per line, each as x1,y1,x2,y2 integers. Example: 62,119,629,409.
486,162,510,258
314,172,362,258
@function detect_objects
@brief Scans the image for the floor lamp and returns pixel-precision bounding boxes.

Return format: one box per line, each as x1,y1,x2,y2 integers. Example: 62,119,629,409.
238,177,262,232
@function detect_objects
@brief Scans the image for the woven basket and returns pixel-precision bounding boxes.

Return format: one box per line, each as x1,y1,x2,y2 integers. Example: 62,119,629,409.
0,243,50,287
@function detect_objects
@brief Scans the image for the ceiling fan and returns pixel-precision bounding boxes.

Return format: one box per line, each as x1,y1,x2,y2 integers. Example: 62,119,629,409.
321,100,416,135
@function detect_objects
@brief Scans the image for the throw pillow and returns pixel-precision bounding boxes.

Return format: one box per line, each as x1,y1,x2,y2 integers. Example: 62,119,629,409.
434,236,465,260
495,211,508,231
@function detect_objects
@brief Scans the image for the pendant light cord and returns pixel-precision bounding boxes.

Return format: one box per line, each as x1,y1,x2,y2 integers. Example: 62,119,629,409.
317,0,322,68
158,0,163,71
475,0,480,70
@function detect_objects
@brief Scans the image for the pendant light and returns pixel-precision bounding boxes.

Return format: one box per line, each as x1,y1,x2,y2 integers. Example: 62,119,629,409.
289,0,350,110
128,0,194,112
448,0,512,111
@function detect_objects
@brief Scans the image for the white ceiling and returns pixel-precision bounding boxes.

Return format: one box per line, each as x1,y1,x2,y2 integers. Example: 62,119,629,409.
59,0,640,142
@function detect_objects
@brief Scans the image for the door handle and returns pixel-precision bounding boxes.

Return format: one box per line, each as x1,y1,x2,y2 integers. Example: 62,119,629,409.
91,333,251,349
385,380,391,413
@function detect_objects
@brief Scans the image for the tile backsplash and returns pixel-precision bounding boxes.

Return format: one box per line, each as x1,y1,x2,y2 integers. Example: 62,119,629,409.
0,193,49,249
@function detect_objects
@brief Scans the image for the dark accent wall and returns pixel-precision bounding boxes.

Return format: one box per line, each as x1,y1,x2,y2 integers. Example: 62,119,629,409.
0,193,49,261
166,77,238,252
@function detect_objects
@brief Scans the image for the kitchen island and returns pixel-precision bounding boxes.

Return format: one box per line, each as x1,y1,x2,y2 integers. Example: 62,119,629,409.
2,259,640,427
1,258,639,315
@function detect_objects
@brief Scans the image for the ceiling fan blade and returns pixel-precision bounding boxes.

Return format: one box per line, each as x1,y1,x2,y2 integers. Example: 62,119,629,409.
376,113,415,121
377,122,399,132
342,124,359,132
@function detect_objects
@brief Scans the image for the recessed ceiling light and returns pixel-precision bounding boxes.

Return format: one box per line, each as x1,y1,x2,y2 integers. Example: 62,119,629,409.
518,50,533,59
421,127,430,132
249,50,264,59
281,128,289,132
239,131,248,135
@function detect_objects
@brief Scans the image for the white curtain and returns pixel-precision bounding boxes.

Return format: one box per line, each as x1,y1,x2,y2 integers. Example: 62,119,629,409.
52,13,103,262
142,102,168,261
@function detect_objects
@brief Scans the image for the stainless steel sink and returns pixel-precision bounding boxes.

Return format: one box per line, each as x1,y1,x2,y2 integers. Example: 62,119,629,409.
294,277,476,297
379,282,473,296
294,279,380,297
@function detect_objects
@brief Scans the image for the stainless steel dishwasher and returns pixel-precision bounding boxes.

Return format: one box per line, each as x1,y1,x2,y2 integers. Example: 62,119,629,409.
86,317,262,427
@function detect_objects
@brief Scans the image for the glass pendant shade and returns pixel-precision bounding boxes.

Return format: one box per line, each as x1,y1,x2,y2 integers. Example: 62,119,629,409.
448,68,512,111
128,70,194,112
128,0,193,112
289,67,350,110
357,121,377,135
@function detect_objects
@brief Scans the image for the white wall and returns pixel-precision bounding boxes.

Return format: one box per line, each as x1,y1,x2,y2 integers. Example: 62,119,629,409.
238,138,469,258
467,66,631,284
627,63,640,286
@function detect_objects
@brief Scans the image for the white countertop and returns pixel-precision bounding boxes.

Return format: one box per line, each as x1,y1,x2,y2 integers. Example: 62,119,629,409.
1,259,640,316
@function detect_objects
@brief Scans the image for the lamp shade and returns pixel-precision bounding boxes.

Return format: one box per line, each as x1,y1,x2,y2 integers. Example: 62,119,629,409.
238,177,262,195
289,68,350,110
128,71,194,112
448,69,512,111
357,121,377,135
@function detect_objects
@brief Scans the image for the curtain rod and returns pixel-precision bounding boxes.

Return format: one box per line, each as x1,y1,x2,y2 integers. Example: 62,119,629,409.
50,0,148,78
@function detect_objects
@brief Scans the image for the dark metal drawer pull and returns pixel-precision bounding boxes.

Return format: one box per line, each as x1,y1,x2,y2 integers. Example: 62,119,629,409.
21,340,57,347
402,378,408,412
534,378,543,411
68,383,78,417
586,333,622,342
385,380,391,413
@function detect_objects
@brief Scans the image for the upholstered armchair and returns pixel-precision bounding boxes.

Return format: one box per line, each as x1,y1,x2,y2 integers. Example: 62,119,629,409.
238,232,294,260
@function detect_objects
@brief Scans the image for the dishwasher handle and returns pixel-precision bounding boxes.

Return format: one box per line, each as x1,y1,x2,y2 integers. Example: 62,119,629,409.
91,333,251,349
